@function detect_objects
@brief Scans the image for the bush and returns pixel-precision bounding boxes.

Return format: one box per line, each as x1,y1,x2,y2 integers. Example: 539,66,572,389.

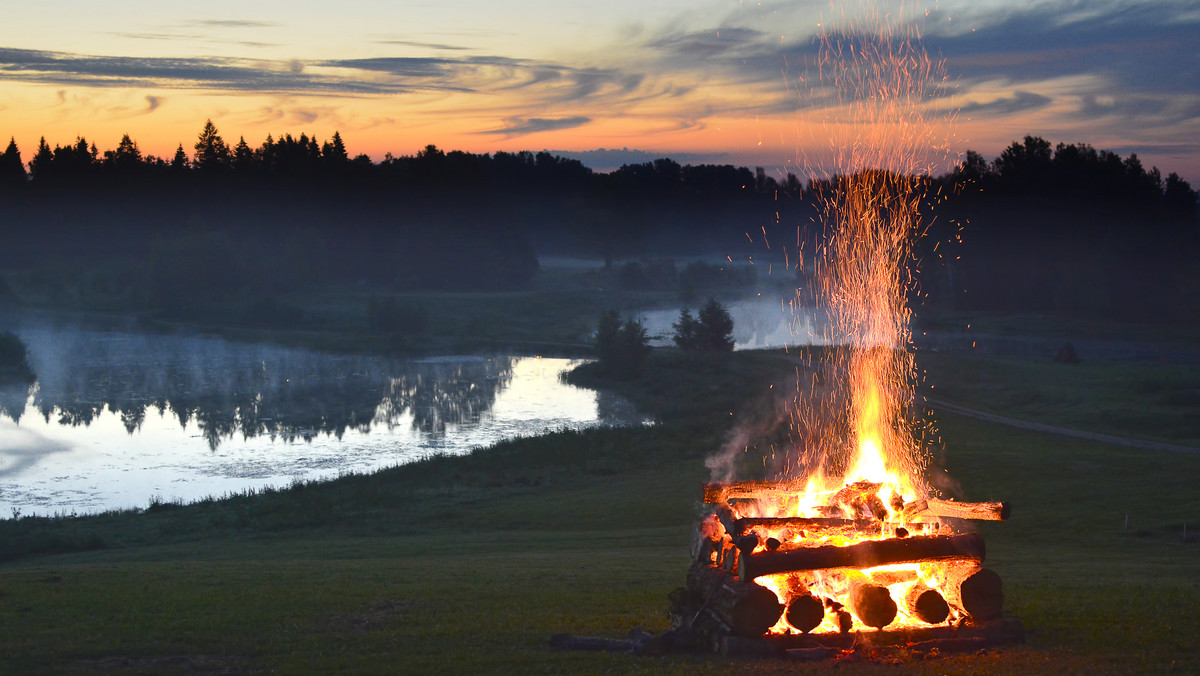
673,298,735,351
593,310,651,378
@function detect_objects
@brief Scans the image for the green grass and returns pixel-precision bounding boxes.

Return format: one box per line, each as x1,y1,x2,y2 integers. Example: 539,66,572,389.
1,344,1198,673
920,352,1200,446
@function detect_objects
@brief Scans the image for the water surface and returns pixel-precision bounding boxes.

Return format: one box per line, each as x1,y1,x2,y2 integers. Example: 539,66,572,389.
0,313,647,516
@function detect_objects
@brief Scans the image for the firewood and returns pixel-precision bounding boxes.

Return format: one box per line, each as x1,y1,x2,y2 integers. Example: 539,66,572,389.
739,532,985,581
736,516,880,534
903,583,950,624
908,498,1010,521
686,564,783,638
784,594,826,633
847,581,897,629
943,565,1003,620
703,480,805,503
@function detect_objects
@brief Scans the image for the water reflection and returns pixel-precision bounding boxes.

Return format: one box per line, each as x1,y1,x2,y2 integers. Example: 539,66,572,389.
3,320,515,450
0,313,647,515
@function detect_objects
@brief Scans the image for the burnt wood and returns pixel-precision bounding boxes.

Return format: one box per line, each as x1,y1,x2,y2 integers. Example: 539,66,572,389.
903,583,950,624
784,594,826,633
739,532,985,581
847,582,898,629
736,516,879,534
686,564,783,638
945,566,1004,620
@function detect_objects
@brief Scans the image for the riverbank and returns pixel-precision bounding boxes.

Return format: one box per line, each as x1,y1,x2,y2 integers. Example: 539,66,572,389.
0,343,1197,673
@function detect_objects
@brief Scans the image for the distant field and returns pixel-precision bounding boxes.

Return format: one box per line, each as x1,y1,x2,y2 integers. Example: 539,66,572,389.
1,337,1197,674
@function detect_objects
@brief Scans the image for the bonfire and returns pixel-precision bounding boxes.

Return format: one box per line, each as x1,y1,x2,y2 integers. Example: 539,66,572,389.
668,1,1022,659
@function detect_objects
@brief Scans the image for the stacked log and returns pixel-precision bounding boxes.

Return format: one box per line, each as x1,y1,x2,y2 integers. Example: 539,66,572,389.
943,565,1004,621
685,564,783,638
738,532,985,582
683,481,1013,646
903,583,950,624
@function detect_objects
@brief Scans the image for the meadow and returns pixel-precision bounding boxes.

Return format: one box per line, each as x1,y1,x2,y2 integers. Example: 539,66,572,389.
0,326,1197,674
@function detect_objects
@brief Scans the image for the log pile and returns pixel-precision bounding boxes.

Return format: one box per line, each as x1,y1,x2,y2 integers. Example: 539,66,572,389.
665,479,1020,659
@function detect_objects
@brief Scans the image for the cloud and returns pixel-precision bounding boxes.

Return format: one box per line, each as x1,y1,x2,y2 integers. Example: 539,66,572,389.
188,20,278,29
144,95,163,112
959,90,1052,117
0,47,408,94
375,39,470,52
479,116,591,137
925,2,1200,96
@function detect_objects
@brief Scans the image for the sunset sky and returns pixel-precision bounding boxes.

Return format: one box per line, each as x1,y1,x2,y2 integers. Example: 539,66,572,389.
2,0,1198,183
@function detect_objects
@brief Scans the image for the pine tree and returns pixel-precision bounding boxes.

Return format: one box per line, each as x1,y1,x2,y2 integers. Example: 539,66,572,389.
28,137,53,179
594,309,622,367
0,137,26,186
672,308,702,350
698,298,735,351
171,144,190,171
193,119,230,171
233,136,254,171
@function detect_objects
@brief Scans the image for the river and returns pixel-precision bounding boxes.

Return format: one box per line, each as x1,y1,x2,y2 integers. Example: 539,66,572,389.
0,312,649,517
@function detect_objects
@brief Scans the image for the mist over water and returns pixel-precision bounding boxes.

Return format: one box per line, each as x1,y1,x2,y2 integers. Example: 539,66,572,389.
0,312,648,517
637,297,833,350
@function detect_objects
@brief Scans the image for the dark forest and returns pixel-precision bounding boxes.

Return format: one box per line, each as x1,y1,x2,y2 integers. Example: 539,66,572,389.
1,123,1196,326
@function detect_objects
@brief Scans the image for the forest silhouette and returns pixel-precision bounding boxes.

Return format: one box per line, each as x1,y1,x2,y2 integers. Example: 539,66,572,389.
0,122,1196,325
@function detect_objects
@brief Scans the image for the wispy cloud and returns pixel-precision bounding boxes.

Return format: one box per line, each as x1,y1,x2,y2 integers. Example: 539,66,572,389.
479,116,592,137
959,90,1053,117
188,19,279,29
375,39,471,51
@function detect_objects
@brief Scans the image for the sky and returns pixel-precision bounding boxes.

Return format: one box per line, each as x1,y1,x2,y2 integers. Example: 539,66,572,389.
2,0,1198,183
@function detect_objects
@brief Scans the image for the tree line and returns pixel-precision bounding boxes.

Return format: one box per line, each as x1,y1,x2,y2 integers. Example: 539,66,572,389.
0,122,1197,324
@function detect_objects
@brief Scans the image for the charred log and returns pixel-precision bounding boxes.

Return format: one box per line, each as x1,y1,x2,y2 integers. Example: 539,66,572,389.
784,594,826,633
847,582,898,629
737,516,880,534
944,565,1004,621
686,564,783,638
903,583,950,624
739,532,985,581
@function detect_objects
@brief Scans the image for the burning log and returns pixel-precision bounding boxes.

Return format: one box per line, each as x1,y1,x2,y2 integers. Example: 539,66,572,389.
686,564,783,638
905,498,1010,521
903,583,950,624
944,565,1004,621
784,594,826,633
703,480,805,503
739,532,985,581
846,581,897,629
736,516,880,534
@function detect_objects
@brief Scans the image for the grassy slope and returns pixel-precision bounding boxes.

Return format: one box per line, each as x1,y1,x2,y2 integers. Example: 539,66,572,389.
1,346,1198,674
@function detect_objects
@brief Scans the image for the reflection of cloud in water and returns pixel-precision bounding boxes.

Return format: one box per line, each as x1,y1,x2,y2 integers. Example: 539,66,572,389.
0,420,70,477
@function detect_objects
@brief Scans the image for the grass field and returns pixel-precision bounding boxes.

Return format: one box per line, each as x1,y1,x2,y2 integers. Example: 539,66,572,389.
1,337,1198,674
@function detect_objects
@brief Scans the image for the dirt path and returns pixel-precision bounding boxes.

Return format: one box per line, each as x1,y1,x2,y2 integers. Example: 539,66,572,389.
925,398,1200,455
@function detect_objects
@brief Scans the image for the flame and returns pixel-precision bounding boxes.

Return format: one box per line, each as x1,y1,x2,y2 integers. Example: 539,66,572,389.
724,1,956,634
